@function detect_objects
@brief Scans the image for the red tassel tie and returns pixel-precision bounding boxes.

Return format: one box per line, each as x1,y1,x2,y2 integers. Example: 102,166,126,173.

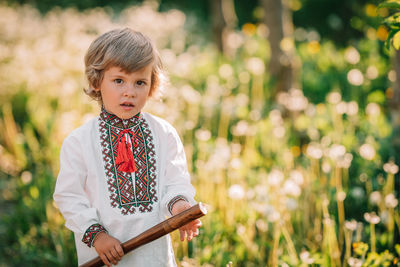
115,129,137,173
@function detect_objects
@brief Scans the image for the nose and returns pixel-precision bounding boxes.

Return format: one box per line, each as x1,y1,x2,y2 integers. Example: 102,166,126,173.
123,83,136,98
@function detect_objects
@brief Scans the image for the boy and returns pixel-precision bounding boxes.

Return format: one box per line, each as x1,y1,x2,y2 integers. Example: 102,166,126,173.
53,28,201,267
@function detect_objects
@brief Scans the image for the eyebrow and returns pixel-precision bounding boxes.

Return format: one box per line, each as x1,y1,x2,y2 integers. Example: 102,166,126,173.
108,73,150,80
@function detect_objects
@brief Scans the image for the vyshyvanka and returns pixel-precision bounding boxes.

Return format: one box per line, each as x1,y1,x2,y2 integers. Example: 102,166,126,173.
54,108,196,266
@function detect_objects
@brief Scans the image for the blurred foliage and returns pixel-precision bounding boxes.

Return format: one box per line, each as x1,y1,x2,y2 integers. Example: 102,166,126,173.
0,1,399,267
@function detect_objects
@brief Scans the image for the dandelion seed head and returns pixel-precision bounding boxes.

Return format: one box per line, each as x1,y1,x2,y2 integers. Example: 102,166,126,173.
255,219,268,232
272,126,285,138
329,144,346,160
290,170,304,185
195,129,211,141
306,143,323,159
269,109,283,125
327,92,341,104
246,57,265,75
344,47,360,64
322,161,331,173
268,210,281,222
383,161,399,174
300,250,315,264
337,191,346,201
364,212,380,224
267,169,284,186
283,180,301,197
344,219,358,231
366,103,380,116
346,101,358,116
228,184,245,200
359,143,376,160
351,187,365,199
286,198,298,210
388,70,396,82
335,101,347,114
21,171,32,184
366,65,378,79
219,64,234,79
369,191,381,205
348,257,362,267
347,69,364,86
385,194,398,208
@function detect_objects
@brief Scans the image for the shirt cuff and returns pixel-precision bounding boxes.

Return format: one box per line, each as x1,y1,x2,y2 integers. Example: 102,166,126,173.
82,223,108,248
167,195,189,216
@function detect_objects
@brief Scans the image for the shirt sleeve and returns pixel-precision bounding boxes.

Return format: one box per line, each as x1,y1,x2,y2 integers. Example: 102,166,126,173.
160,126,196,216
53,134,105,247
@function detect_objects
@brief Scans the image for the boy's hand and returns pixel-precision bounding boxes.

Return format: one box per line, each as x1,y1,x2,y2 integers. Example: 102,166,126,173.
171,200,202,242
93,232,124,266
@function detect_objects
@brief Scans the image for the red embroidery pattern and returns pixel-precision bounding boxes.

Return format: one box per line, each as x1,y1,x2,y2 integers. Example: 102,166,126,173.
82,223,107,247
99,109,157,215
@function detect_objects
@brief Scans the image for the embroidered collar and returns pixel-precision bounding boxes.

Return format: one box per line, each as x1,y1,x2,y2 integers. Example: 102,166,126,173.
99,106,142,129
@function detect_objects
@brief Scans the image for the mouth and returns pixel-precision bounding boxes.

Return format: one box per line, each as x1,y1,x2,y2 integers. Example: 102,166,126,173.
120,102,134,108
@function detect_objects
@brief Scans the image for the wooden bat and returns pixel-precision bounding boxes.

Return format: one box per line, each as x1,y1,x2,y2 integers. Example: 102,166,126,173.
79,203,207,267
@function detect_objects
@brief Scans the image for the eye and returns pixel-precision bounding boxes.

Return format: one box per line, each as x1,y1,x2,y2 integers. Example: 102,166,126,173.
136,80,147,86
114,79,124,84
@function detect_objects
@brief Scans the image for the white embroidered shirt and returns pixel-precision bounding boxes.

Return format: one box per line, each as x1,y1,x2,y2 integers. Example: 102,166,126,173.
53,109,196,266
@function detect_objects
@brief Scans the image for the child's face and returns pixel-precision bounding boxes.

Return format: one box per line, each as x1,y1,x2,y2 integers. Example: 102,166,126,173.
95,64,153,119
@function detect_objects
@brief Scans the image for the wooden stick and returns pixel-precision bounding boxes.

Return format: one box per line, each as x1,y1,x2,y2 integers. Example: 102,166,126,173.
79,203,207,267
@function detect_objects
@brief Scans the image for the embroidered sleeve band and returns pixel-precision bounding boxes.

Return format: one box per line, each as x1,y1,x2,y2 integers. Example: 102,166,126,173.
82,223,108,247
167,195,189,215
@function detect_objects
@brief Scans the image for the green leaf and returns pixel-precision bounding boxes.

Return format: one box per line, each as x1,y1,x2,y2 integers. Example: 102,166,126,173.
378,1,400,10
393,30,400,49
385,29,399,49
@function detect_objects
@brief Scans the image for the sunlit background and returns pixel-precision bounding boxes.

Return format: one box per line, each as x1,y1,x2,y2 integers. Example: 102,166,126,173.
0,0,399,266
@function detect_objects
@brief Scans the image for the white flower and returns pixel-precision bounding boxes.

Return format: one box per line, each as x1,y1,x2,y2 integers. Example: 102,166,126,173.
344,47,360,64
290,170,304,185
344,219,357,231
385,194,398,208
383,161,399,174
228,184,245,200
306,143,323,159
366,65,379,79
268,210,281,222
283,180,301,197
218,64,234,79
359,144,376,160
347,69,364,86
195,129,211,141
346,101,358,116
337,191,346,201
327,92,341,104
286,198,298,210
246,57,265,75
366,103,380,116
329,144,346,160
348,257,362,267
267,169,284,186
364,212,380,224
300,250,315,264
369,191,381,205
256,219,268,232
272,126,285,138
335,101,347,114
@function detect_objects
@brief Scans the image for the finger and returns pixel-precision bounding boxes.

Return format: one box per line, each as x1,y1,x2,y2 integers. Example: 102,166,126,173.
193,220,202,227
179,229,185,242
106,251,117,265
111,248,121,261
187,230,193,241
115,244,125,257
193,228,199,237
100,254,111,267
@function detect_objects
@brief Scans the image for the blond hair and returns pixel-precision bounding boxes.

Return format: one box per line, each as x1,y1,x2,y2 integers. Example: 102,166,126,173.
84,28,164,102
